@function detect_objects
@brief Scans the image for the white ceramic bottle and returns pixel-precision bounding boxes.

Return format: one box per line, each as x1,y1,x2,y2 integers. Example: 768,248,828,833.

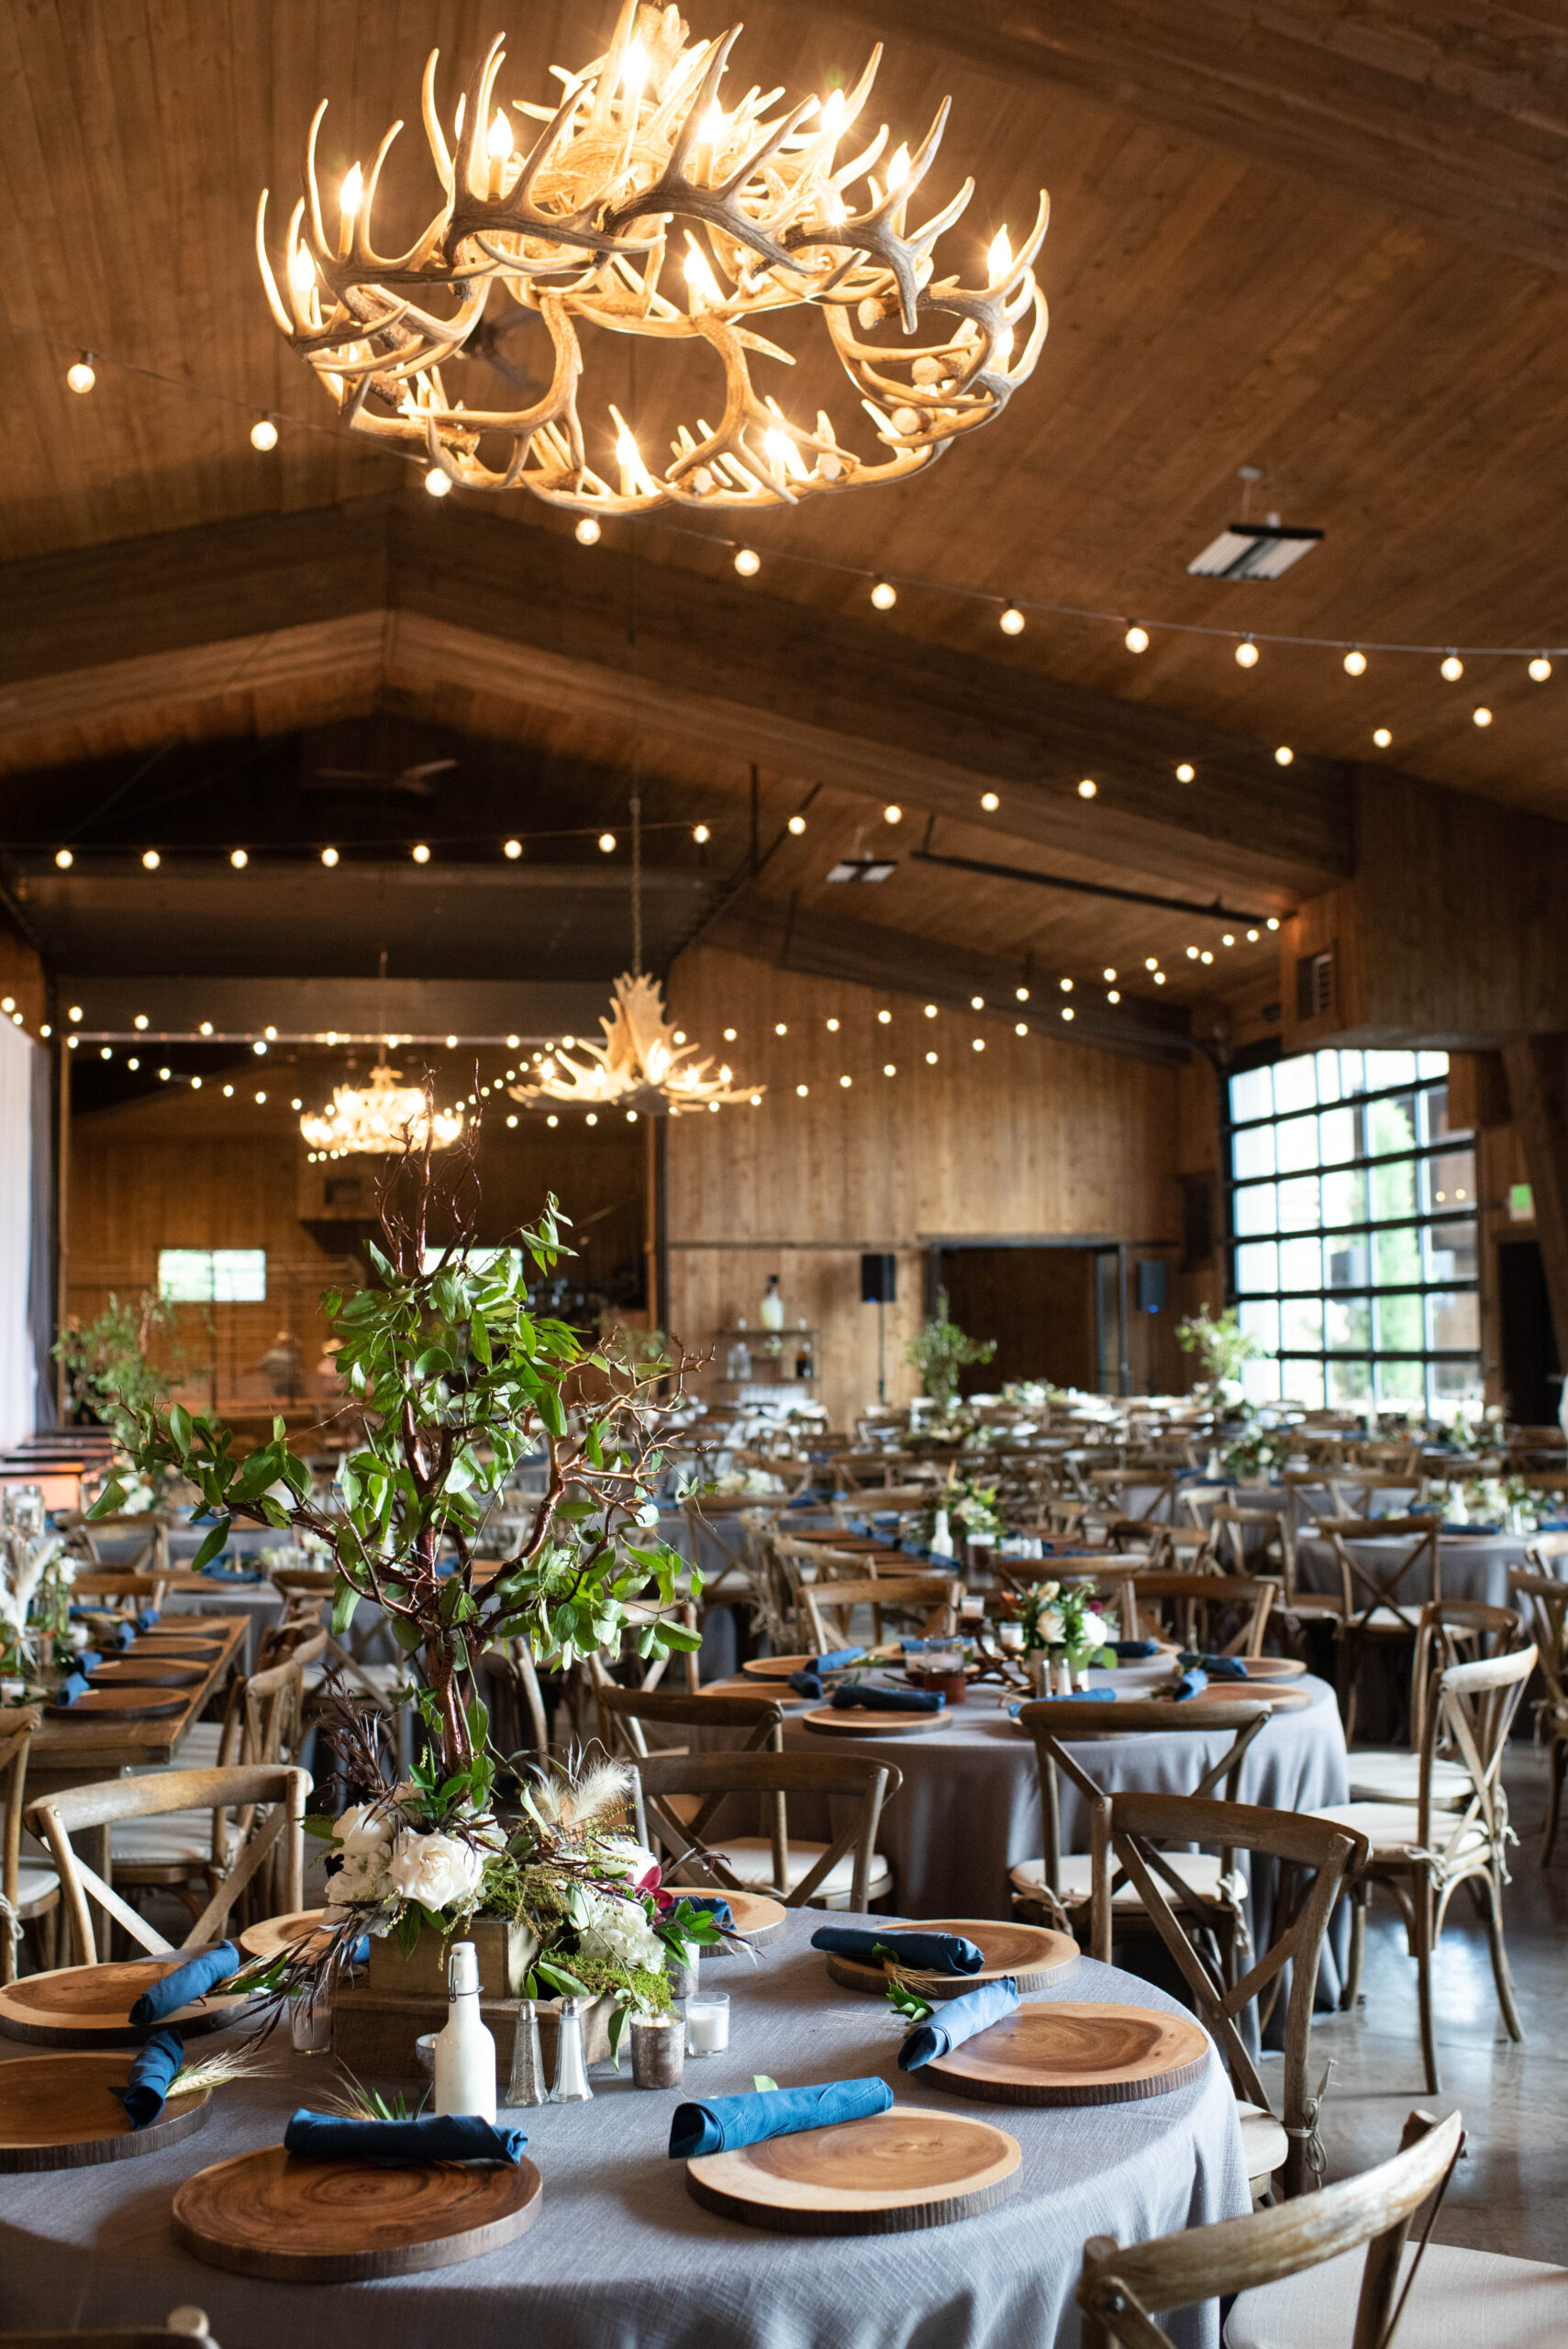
434,1941,496,2121
929,1507,955,1559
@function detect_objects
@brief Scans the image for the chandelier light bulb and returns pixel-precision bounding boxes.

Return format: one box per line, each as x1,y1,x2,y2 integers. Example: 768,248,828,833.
230,847,249,868
884,1062,896,1074
1373,727,1392,748
1274,745,1294,765
67,354,95,395
1124,624,1149,654
68,1006,83,1022
1473,706,1493,727
926,1050,938,1063
1000,604,1026,636
339,161,363,220
424,466,451,497
288,244,317,294
54,847,72,869
1529,655,1552,682
1015,1022,1027,1035
135,1014,148,1030
684,240,724,306
1266,916,1281,930
1176,763,1195,784
1343,647,1366,676
1235,638,1259,668
871,579,897,610
141,849,160,870
878,1008,892,1023
598,831,617,852
250,416,279,451
970,995,984,1009
1153,972,1165,985
200,1020,214,1035
1062,1007,1074,1020
412,842,431,863
1440,652,1463,681
987,224,1013,283
504,838,522,858
487,108,513,161
321,845,339,865
1247,928,1260,941
724,1026,737,1040
1103,967,1117,981
733,547,761,576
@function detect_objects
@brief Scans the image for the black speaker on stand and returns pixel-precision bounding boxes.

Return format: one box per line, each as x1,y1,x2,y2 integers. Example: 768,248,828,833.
861,1253,897,1401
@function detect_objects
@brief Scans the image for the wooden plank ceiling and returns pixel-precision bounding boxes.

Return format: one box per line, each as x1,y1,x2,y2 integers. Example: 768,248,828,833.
5,0,1568,1053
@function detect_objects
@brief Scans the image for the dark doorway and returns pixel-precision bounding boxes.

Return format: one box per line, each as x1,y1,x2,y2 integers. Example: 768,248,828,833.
1497,1239,1562,1426
935,1247,1105,1395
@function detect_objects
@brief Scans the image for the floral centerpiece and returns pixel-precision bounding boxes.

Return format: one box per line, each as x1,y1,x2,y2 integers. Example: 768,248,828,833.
1007,1578,1113,1680
917,1474,1005,1548
904,1290,996,1415
0,1527,79,1692
1218,1412,1292,1485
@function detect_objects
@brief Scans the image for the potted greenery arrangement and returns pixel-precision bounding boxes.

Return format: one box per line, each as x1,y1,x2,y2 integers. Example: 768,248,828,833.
93,1093,711,2063
905,1290,996,1415
917,1474,1005,1551
1175,1308,1261,1407
1009,1579,1113,1693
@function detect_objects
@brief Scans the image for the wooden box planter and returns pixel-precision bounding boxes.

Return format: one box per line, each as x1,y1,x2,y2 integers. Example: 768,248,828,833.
334,1921,615,2084
365,1917,539,2000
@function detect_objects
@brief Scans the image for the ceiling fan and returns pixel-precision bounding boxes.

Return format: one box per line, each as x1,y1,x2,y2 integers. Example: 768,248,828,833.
307,759,458,796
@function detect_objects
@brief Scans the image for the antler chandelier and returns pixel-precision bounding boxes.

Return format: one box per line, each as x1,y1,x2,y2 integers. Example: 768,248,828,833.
510,972,760,1114
256,2,1049,514
301,1062,464,1159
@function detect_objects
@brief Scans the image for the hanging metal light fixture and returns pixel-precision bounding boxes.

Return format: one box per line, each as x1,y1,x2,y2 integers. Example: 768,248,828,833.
301,1063,464,1156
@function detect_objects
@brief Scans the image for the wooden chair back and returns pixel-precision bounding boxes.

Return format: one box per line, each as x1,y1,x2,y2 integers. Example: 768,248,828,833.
1526,1531,1568,1574
68,1569,169,1612
1118,1572,1275,1657
801,1574,962,1652
1015,1697,1272,1929
595,1682,784,1764
1173,1483,1230,1528
828,1486,934,1527
1317,1514,1440,1637
1508,1569,1568,1719
1076,2108,1464,2347
62,1512,171,1575
1095,1791,1366,2196
630,1749,902,1910
1414,1643,1537,1866
28,1765,308,1965
1207,1504,1283,1575
0,1706,41,1985
1407,1598,1518,1753
1327,1468,1427,1519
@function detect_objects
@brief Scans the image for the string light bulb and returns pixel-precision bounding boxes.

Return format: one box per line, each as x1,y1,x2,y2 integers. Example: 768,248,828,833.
1473,706,1493,727
1124,624,1149,653
1078,778,1097,797
504,838,522,858
67,353,96,395
1235,638,1259,668
693,822,710,843
412,842,431,863
230,848,249,868
1274,746,1294,766
1373,728,1392,748
787,814,806,835
54,848,72,869
1343,647,1366,676
981,791,1000,812
1016,986,1029,1002
1176,763,1195,784
141,849,160,870
1104,967,1117,981
733,547,760,577
575,516,601,546
884,804,902,824
321,845,339,866
598,831,617,853
1529,655,1552,682
1440,652,1463,681
250,416,278,451
1000,604,1025,636
871,579,897,610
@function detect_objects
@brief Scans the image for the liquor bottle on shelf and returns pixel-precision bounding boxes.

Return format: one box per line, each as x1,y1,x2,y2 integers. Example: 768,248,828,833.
794,1320,814,1381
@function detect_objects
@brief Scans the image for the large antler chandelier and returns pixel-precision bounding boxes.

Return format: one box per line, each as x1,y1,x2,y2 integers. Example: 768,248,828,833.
301,1063,464,1159
510,972,760,1114
256,2,1048,514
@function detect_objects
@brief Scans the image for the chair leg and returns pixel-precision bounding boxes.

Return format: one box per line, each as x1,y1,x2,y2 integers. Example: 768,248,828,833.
1479,1865,1525,2044
1543,1736,1567,1865
1412,1872,1440,2095
1340,1881,1367,2009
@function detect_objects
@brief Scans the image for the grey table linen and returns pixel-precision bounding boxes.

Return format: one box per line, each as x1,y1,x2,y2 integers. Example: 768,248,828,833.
1295,1529,1530,1610
0,1919,1247,2349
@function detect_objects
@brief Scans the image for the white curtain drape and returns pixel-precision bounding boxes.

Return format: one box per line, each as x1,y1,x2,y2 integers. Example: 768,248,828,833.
0,1019,36,1446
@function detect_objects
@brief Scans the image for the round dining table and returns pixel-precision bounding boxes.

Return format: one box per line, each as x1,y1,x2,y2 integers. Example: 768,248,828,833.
1294,1526,1533,1611
0,1913,1247,2349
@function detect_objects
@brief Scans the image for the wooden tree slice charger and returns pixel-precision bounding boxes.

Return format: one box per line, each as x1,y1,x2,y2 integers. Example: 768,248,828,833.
686,2107,1020,2236
1225,1656,1306,1680
925,2000,1212,2107
0,2051,211,2171
1182,1681,1311,1712
697,1891,787,1949
86,1657,206,1687
0,1958,258,2047
172,2143,544,2280
800,1705,940,1738
44,1686,186,1720
239,1909,333,1963
824,1917,1078,1999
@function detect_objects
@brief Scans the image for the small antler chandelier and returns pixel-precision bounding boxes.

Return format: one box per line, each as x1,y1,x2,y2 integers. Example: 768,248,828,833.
510,972,761,1114
301,1063,464,1159
256,1,1048,514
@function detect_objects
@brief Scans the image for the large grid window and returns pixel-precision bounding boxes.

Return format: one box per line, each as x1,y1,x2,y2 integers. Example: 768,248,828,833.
1226,1049,1480,1417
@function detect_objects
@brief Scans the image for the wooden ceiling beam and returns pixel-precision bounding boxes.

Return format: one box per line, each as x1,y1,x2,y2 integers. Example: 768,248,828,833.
0,496,1351,904
693,885,1193,1067
831,1,1568,278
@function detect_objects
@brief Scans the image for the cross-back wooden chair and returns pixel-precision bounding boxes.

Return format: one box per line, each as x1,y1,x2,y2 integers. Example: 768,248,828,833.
828,1486,934,1530
595,1682,783,1765
801,1573,962,1653
1173,1482,1231,1529
1345,1599,1518,1809
0,1708,61,1980
68,1569,169,1615
61,1512,172,1576
1089,1790,1366,2199
1009,1696,1272,1959
28,1764,309,1966
1508,1566,1568,1861
1316,1512,1442,1742
630,1748,902,1910
1327,1467,1426,1520
1207,1503,1284,1576
1077,2108,1467,2349
1118,1572,1275,1658
1312,1642,1536,2091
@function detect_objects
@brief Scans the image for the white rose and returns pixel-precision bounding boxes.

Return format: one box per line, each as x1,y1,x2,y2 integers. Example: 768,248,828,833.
1036,1608,1065,1646
386,1827,486,1913
333,1803,392,1857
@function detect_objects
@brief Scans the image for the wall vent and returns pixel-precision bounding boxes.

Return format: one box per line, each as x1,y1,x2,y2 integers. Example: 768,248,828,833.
1296,947,1335,1023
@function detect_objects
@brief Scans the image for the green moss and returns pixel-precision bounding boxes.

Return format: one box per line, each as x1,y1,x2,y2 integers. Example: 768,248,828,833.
564,1954,671,2009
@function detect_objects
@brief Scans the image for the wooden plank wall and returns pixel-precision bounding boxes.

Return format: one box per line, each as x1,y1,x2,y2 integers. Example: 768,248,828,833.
662,948,1185,1430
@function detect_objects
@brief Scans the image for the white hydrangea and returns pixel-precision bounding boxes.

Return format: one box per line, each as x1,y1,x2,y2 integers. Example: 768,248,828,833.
576,1887,665,1974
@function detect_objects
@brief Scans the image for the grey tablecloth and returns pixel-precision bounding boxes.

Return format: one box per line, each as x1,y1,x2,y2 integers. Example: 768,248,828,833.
1296,1530,1530,1611
0,1919,1246,2349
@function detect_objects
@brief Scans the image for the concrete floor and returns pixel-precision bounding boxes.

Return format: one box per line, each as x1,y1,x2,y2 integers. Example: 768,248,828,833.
1284,1743,1568,2264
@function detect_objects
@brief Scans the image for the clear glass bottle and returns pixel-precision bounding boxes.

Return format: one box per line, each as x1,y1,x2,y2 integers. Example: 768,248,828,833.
433,1941,496,2121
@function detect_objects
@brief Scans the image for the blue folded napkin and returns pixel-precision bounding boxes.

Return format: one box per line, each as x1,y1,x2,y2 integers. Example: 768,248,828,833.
1540,1518,1568,1532
1177,1652,1248,1681
788,1670,824,1698
53,1672,93,1706
1173,1667,1209,1702
899,1976,1020,2070
117,2029,183,2128
1446,1522,1499,1536
202,1561,262,1585
812,1646,866,1672
673,1896,734,1929
136,1607,161,1631
1110,1639,1161,1660
128,1940,240,2027
73,1650,103,1674
670,2076,893,2160
830,1682,943,1713
810,1926,984,1974
284,2110,529,2165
